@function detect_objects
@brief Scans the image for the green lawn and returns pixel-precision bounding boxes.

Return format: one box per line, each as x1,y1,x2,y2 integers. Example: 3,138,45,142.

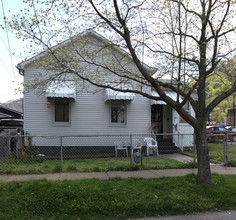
0,174,236,219
184,143,236,166
228,144,236,166
0,156,196,174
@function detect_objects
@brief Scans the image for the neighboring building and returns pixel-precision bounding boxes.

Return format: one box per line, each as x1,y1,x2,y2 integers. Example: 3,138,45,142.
0,105,22,120
16,31,194,152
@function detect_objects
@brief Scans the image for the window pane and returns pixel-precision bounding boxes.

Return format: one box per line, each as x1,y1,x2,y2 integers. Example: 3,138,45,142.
111,101,125,123
55,99,69,122
219,127,226,131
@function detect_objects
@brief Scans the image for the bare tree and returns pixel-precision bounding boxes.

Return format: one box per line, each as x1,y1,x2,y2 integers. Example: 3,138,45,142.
8,0,236,184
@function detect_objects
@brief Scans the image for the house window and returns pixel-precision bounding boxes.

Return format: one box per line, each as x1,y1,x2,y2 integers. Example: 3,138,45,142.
110,100,126,126
53,98,70,126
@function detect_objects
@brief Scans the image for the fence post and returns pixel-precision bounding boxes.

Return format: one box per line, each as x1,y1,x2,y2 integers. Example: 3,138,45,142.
224,136,226,165
7,129,11,155
225,132,229,166
130,134,132,167
193,133,196,164
15,133,19,158
60,136,63,171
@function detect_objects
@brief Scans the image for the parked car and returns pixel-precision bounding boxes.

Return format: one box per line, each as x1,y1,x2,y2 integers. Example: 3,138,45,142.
206,126,236,142
0,119,23,127
225,126,236,132
211,124,226,127
0,119,23,134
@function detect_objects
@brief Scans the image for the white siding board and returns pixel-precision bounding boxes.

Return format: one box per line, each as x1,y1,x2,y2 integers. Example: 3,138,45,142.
24,82,151,137
22,33,198,148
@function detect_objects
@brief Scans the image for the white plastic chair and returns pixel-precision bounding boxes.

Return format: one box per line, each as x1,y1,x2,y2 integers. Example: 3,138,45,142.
144,137,158,156
114,141,128,157
131,139,142,156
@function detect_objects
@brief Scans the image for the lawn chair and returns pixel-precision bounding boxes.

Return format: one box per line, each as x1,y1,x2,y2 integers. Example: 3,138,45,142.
131,139,142,156
114,141,128,157
144,137,158,156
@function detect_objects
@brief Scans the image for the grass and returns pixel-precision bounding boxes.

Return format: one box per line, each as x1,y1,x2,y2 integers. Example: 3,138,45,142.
0,156,196,174
228,144,236,166
183,143,236,166
0,174,236,219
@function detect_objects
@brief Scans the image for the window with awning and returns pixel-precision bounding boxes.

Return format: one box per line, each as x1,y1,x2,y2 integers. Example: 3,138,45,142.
46,81,74,127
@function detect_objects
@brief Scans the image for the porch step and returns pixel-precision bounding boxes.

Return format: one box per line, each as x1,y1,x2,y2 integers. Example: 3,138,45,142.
157,138,180,154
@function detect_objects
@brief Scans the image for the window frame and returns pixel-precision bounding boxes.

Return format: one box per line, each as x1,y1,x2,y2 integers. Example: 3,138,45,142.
110,100,127,127
52,98,71,127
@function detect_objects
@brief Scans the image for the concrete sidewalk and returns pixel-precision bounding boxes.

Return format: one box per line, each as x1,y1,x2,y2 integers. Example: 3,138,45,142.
0,165,235,182
133,210,236,220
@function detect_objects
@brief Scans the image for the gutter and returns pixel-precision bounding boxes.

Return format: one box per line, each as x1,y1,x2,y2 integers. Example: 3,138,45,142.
16,64,24,76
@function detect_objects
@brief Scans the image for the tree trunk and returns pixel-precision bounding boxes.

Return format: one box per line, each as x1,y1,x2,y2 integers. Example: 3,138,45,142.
195,122,212,185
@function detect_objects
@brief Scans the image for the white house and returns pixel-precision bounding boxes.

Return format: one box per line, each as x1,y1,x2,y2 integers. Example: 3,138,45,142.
16,31,194,154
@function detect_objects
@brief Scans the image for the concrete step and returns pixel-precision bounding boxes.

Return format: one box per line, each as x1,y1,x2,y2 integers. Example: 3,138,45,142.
157,138,180,154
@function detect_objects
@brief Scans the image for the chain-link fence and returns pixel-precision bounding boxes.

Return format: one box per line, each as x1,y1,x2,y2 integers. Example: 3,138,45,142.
207,133,236,166
0,131,235,174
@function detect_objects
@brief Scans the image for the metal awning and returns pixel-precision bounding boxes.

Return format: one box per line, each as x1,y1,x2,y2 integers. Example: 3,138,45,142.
150,91,182,105
46,81,76,100
105,88,135,102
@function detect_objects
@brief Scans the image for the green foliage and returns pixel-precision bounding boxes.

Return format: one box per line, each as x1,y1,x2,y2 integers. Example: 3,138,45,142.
206,57,236,123
0,174,236,219
52,164,61,173
66,164,77,171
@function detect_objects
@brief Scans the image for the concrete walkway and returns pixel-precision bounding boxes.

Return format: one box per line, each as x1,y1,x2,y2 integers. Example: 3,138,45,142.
0,165,235,182
133,210,236,220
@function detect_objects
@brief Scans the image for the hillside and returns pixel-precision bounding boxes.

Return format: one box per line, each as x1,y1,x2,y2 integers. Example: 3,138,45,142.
1,98,23,113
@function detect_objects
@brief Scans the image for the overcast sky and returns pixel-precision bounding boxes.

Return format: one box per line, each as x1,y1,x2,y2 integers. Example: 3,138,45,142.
0,0,25,103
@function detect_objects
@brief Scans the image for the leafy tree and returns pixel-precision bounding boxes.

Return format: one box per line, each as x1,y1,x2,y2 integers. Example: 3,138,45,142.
206,57,236,123
6,0,236,185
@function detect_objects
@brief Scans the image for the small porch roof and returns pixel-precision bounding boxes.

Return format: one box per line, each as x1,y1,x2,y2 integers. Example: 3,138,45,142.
150,91,182,105
105,87,135,102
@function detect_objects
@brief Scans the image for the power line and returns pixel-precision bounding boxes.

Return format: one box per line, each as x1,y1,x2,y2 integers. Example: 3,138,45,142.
0,55,12,74
1,0,16,79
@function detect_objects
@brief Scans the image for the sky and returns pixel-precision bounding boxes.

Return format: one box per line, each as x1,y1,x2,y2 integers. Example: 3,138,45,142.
0,1,235,104
0,0,25,103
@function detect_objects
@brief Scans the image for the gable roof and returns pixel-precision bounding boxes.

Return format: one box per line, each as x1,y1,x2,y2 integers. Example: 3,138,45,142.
16,30,154,75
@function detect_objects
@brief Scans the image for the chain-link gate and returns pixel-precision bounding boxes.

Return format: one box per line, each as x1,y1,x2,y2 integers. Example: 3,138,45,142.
207,133,229,165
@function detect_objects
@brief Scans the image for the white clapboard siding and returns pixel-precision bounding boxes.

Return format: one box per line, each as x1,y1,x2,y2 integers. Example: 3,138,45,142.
23,68,151,148
20,32,192,148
